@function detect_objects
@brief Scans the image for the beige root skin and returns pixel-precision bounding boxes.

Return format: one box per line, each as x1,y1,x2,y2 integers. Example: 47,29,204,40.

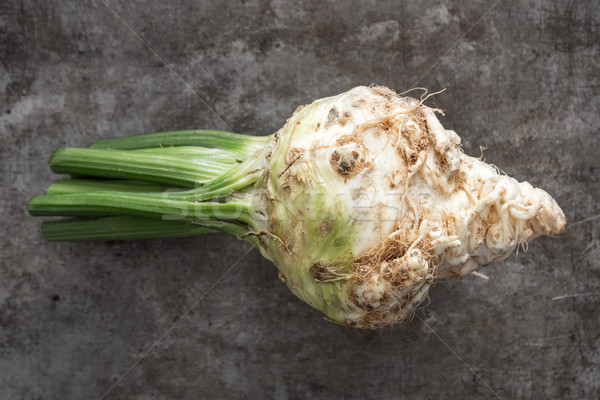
347,97,566,328
257,86,566,329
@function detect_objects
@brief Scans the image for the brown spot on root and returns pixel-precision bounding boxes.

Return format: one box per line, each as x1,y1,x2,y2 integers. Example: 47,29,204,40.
395,117,433,167
285,147,303,164
369,85,397,100
320,221,331,235
330,135,368,178
351,113,401,139
330,149,366,176
278,272,287,283
337,112,352,126
278,148,304,189
339,160,351,173
327,107,339,124
408,152,419,165
352,99,366,108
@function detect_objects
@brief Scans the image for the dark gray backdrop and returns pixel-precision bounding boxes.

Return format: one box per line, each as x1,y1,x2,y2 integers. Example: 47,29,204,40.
1,1,598,399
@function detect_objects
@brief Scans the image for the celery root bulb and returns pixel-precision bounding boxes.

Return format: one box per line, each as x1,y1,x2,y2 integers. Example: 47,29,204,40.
28,85,566,329
255,86,566,328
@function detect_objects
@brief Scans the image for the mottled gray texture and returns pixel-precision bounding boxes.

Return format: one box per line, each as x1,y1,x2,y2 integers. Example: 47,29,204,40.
1,0,598,399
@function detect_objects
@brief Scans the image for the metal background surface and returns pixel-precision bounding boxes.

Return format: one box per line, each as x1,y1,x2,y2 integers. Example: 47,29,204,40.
1,1,598,399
